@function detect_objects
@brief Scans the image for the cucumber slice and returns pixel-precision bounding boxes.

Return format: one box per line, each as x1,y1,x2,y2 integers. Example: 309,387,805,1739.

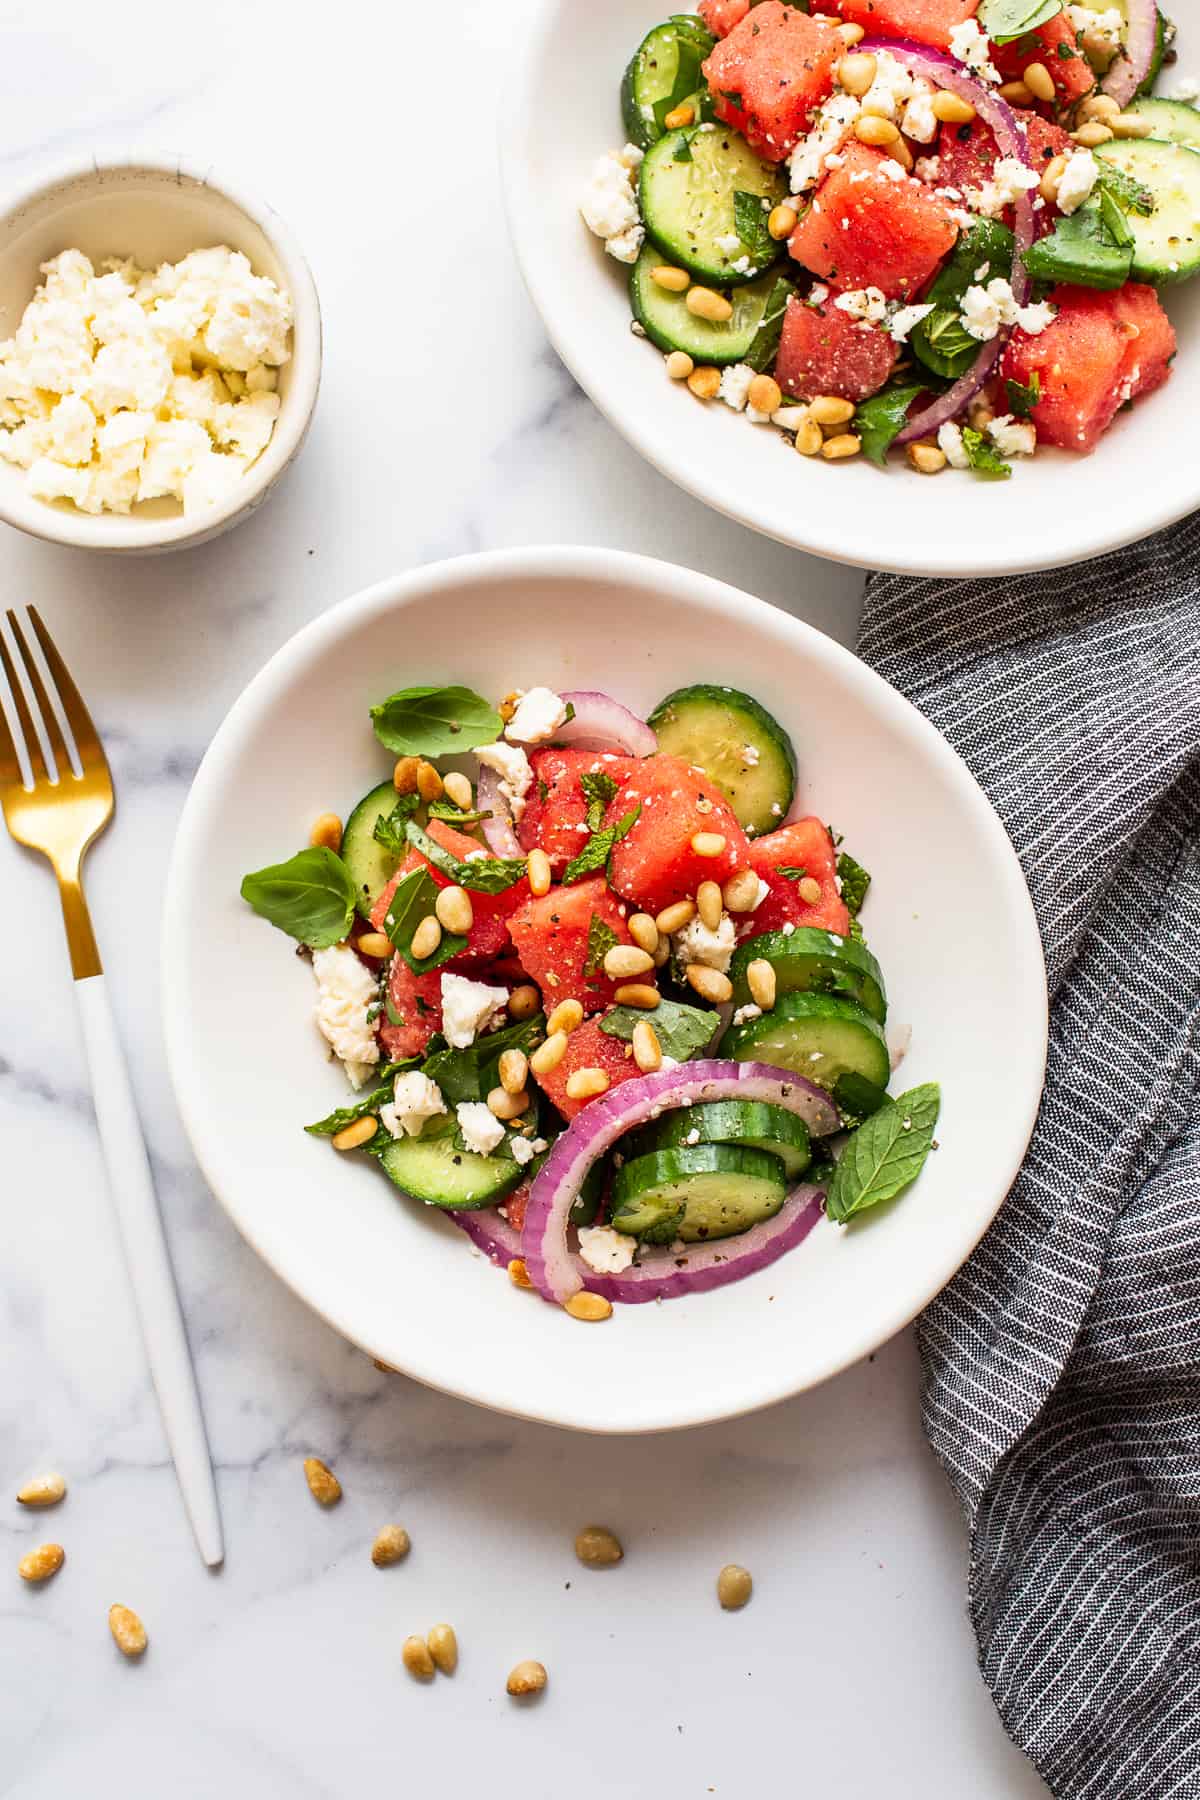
343,779,404,920
631,245,793,364
376,1117,524,1210
1095,138,1200,282
640,127,786,285
720,992,890,1092
629,1099,812,1180
729,928,888,1024
647,684,795,835
1123,96,1200,149
621,18,715,153
611,1143,788,1242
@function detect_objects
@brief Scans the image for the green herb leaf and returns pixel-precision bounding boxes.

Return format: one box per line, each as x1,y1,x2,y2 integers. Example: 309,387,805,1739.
384,867,468,972
580,769,618,832
405,820,527,894
836,851,871,918
1095,158,1154,217
585,913,619,977
824,1083,941,1223
733,189,775,269
421,1014,546,1107
831,1070,890,1127
978,0,1062,46
370,685,502,758
673,131,695,163
372,793,421,856
1022,203,1132,289
854,383,926,468
962,426,1012,480
600,997,716,1062
911,221,1015,382
240,847,358,947
1097,183,1133,248
427,799,492,827
743,276,796,374
1005,371,1041,417
777,864,809,881
304,1059,420,1137
562,805,641,884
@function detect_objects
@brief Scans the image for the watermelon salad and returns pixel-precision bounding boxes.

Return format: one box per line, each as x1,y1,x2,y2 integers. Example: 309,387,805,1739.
579,0,1199,473
241,681,940,1320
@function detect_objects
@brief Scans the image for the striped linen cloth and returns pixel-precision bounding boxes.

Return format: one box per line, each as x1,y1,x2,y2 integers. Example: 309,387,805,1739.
857,515,1200,1799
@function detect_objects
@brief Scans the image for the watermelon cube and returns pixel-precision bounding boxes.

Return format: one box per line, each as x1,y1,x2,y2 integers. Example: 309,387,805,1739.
518,747,634,875
531,1014,643,1121
775,295,898,402
370,817,528,967
830,0,979,52
993,13,1095,103
788,143,959,299
1000,283,1175,452
506,876,655,1014
698,0,751,35
379,959,444,1061
938,109,1070,201
703,2,842,159
605,753,749,915
740,817,851,939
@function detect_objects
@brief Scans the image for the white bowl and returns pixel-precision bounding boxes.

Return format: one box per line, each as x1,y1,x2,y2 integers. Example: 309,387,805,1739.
501,1,1200,577
162,547,1047,1433
0,154,321,553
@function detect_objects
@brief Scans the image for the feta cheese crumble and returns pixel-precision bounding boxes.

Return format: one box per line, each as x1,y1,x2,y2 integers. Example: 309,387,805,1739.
834,286,889,324
948,18,1000,83
578,1225,637,1275
787,93,862,193
937,421,971,469
475,740,533,821
1068,5,1124,63
504,686,568,745
719,364,756,411
381,1071,447,1139
967,158,1040,219
987,413,1037,457
959,279,1056,341
456,1102,507,1157
311,945,380,1087
888,302,935,342
440,973,509,1049
1054,148,1100,216
579,146,645,264
732,1003,762,1026
673,911,737,973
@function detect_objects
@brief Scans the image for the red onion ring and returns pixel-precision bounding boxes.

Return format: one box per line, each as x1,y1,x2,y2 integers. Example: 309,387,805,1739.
452,1206,524,1266
854,39,1036,445
1101,0,1157,107
476,764,524,859
523,1059,839,1305
554,691,657,757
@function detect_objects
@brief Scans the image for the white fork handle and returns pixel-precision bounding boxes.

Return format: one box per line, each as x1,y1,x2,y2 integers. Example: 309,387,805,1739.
75,974,223,1567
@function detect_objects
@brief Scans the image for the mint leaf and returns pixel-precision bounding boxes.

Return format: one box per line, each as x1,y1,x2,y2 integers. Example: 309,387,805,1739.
1097,183,1134,248
370,684,502,757
304,1059,419,1137
673,132,695,163
600,998,715,1062
962,426,1012,480
777,865,809,880
562,805,641,884
1005,372,1040,417
585,913,619,977
744,276,795,373
836,851,871,918
977,0,1063,45
580,769,618,832
240,847,357,948
911,221,1015,382
373,793,420,856
733,189,775,269
825,1084,941,1223
421,1014,546,1107
1094,158,1154,217
854,383,926,468
428,799,492,827
405,820,527,894
383,867,467,972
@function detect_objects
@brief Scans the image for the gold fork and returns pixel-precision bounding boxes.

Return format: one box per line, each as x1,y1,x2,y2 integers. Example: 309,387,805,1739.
0,608,223,1567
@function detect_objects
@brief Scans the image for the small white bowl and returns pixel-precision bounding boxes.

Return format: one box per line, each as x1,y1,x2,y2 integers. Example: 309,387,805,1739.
501,0,1200,577
0,154,322,554
162,546,1048,1434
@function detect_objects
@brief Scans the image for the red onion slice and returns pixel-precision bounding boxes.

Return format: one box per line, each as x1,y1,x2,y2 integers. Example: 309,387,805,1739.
1101,0,1157,107
452,1207,523,1266
476,764,524,858
554,691,657,757
523,1059,839,1305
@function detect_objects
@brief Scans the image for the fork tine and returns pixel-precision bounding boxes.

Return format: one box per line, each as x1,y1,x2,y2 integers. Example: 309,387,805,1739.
27,608,102,772
6,609,72,781
0,617,49,786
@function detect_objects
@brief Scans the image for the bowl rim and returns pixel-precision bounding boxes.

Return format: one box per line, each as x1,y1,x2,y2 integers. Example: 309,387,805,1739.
498,0,1196,578
0,151,322,553
161,545,1049,1433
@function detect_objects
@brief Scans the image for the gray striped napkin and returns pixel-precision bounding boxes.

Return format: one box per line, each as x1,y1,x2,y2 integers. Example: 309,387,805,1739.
857,516,1200,1799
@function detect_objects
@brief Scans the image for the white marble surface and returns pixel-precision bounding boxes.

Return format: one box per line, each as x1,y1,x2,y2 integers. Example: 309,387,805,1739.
0,3,1048,1794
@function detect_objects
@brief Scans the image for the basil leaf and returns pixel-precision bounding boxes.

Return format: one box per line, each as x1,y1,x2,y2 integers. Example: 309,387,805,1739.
600,998,715,1062
384,867,468,972
1095,160,1154,217
977,0,1062,45
585,913,619,977
370,685,502,757
911,221,1015,381
1022,204,1132,289
1005,372,1040,417
405,820,527,894
961,426,1012,480
304,1059,419,1137
580,769,618,832
373,793,420,856
422,1014,546,1107
825,1083,941,1223
836,851,871,918
734,189,776,269
673,131,695,163
562,805,641,884
240,847,357,948
854,382,926,468
744,277,796,374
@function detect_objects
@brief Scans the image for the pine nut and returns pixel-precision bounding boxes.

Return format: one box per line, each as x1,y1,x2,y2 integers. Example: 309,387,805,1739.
18,1542,64,1583
508,983,541,1020
632,1020,663,1073
686,964,733,1003
507,1658,550,1693
603,944,655,979
304,1456,342,1505
1074,120,1115,146
1040,153,1067,204
651,265,691,292
443,770,473,810
428,1623,459,1674
798,876,823,904
575,1525,624,1567
1022,59,1055,102
748,374,782,416
809,395,856,426
435,885,474,935
907,441,947,474
1080,92,1120,120
821,433,862,460
746,959,777,1009
527,847,552,896
723,869,762,912
768,203,798,240
891,136,914,171
16,1472,66,1508
967,398,994,432
931,90,975,123
109,1604,147,1658
998,79,1033,106
656,899,696,934
508,1258,534,1288
498,1048,528,1096
717,1563,753,1610
564,1292,612,1322
854,115,899,147
666,350,694,380
310,812,343,853
416,760,443,803
615,983,660,1009
498,692,520,724
663,101,695,129
838,51,877,95
793,416,824,456
355,931,391,959
371,1525,411,1566
690,832,727,858
686,287,733,323
837,20,865,42
488,1084,529,1120
403,1635,436,1680
530,1031,568,1076
627,912,659,954
411,914,442,960
653,938,671,967
393,755,420,794
565,1067,610,1101
331,1115,378,1152
687,366,722,400
695,880,724,931
547,997,584,1036
1110,112,1153,138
